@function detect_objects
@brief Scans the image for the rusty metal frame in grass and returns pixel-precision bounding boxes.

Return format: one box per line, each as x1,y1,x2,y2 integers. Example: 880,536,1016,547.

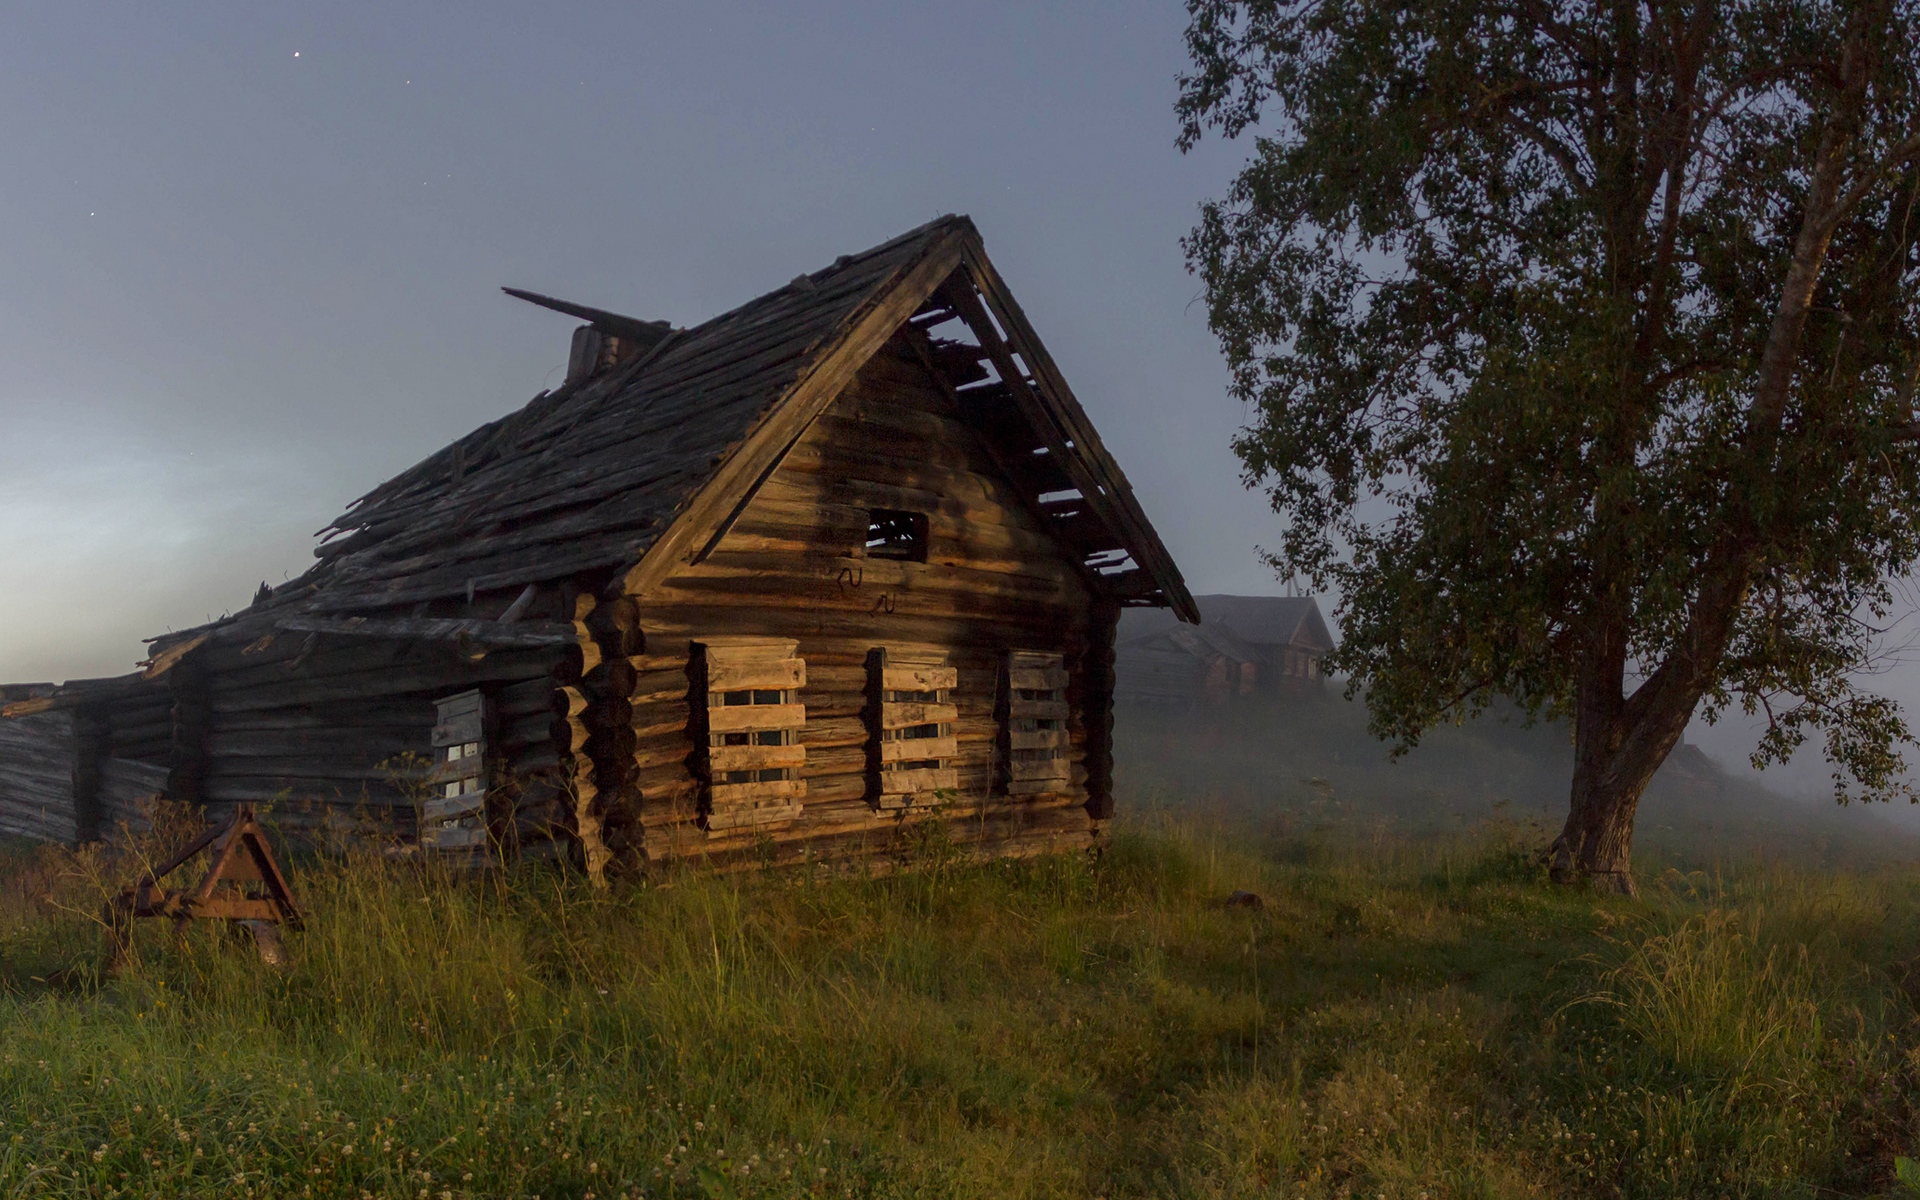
108,804,303,963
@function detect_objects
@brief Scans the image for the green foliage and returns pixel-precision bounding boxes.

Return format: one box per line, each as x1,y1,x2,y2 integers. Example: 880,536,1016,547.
2,812,1920,1198
1178,0,1920,801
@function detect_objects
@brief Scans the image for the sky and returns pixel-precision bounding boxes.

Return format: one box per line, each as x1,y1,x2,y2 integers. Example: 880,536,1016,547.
0,1,1279,682
0,1,1912,803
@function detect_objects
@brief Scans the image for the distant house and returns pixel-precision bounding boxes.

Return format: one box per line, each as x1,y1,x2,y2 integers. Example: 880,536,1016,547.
3,216,1197,867
1116,595,1333,705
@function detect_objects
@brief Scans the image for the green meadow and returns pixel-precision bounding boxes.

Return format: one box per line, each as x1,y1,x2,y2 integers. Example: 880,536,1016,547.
1,696,1918,1199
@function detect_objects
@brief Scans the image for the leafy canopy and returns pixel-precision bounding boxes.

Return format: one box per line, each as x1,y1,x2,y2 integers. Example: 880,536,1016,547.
1180,0,1920,797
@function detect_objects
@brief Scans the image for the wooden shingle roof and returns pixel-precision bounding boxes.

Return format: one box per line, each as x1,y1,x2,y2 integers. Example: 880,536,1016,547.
308,220,963,613
154,215,1194,653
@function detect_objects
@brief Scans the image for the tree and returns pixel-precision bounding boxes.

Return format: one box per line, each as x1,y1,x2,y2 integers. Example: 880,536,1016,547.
1178,0,1920,892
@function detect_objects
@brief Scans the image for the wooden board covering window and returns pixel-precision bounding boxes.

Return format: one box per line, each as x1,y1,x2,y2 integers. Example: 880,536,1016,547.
426,690,489,852
865,646,958,809
697,637,807,835
1001,650,1070,796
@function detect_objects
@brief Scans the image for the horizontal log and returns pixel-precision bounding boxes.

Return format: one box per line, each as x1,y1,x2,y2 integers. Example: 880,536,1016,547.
498,676,558,714
205,756,432,783
634,605,1087,652
1008,760,1071,783
210,639,556,693
1009,699,1070,720
204,729,427,760
109,717,176,746
199,778,408,806
208,666,542,713
209,704,436,733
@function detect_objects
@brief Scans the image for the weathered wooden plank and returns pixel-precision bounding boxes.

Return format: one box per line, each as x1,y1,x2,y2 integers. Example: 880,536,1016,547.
1007,649,1065,670
706,704,806,733
700,636,800,660
707,659,806,690
709,778,805,806
882,665,956,691
1008,729,1069,751
708,743,807,772
705,803,804,832
879,702,958,729
1008,667,1069,690
879,766,959,795
1008,698,1070,720
879,736,958,762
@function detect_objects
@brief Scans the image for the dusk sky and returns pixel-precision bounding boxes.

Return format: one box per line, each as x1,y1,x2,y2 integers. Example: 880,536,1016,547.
0,2,1269,679
1,1,1912,799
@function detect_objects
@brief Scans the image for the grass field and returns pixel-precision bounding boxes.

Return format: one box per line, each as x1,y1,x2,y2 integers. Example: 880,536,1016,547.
3,790,1920,1200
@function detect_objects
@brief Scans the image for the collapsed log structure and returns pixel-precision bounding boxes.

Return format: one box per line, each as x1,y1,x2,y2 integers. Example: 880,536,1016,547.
5,216,1196,870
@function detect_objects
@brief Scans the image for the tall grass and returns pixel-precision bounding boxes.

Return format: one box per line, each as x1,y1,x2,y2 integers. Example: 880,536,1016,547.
0,811,1916,1198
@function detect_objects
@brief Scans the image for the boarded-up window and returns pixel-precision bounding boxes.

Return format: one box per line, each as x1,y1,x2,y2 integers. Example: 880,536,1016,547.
865,647,958,808
427,690,489,852
697,638,806,835
1001,650,1070,795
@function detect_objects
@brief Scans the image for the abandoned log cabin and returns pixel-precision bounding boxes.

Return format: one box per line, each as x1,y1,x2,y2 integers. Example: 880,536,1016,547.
2,215,1196,868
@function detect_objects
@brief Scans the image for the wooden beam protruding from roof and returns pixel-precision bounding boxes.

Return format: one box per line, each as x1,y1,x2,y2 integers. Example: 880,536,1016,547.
501,287,675,352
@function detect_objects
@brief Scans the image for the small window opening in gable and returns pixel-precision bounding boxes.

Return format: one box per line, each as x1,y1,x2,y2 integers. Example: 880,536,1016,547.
866,647,958,809
696,638,807,837
865,509,928,562
1000,651,1071,797
426,690,490,855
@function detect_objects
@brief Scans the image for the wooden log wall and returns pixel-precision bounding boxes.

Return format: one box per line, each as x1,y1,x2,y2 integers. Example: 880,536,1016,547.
183,633,570,843
105,683,177,764
0,712,78,843
622,332,1108,868
99,756,169,838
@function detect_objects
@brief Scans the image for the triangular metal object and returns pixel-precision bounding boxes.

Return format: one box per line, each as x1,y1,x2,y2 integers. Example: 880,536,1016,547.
109,805,304,952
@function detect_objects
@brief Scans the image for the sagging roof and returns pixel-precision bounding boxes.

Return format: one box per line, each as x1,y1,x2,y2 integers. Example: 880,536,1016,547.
153,215,1193,656
1121,595,1335,656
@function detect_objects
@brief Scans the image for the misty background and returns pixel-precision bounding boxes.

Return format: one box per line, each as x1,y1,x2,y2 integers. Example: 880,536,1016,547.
1,1,1915,827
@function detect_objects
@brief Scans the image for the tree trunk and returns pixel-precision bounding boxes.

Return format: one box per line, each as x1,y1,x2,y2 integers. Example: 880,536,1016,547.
1551,693,1693,896
1552,744,1651,895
